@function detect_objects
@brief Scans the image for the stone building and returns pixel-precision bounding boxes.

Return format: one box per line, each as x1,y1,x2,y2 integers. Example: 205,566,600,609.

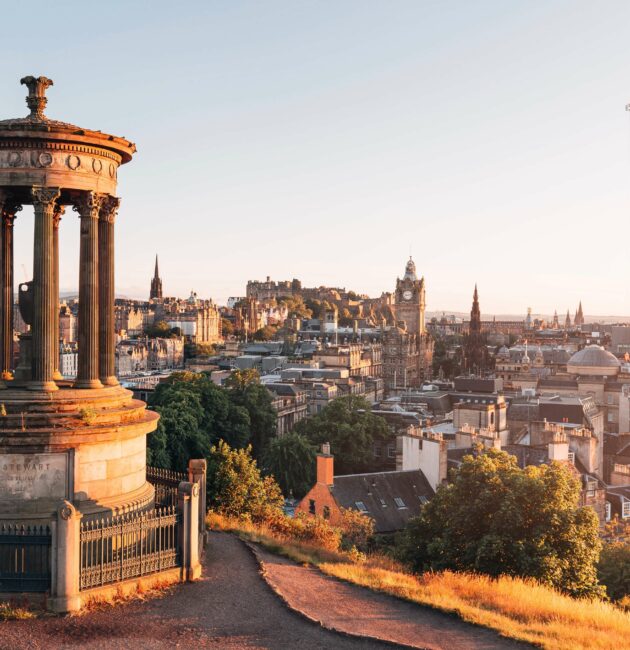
58,301,76,343
296,444,434,533
115,336,184,377
383,258,433,392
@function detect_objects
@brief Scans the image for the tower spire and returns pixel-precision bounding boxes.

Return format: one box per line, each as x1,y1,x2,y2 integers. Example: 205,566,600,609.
150,254,163,301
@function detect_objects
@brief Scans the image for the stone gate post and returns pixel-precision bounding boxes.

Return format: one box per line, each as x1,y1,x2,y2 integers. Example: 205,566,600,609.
49,500,82,613
188,458,207,546
177,481,201,581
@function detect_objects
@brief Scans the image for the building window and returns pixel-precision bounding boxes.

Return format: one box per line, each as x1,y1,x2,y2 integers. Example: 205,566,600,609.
605,502,611,522
623,501,630,519
419,495,429,505
309,499,315,515
394,497,407,509
586,481,596,498
379,498,387,508
607,394,614,405
374,444,381,457
355,501,368,513
323,505,330,520
387,446,396,458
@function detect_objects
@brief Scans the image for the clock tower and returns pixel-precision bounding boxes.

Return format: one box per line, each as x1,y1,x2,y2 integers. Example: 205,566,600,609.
394,257,426,335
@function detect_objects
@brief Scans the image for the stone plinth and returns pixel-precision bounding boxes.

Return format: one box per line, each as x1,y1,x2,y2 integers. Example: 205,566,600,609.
0,384,158,523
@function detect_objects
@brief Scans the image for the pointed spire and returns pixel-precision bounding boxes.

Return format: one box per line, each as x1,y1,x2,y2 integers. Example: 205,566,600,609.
154,254,159,279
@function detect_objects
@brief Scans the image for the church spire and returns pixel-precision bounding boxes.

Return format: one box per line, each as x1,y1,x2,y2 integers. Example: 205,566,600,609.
150,254,163,300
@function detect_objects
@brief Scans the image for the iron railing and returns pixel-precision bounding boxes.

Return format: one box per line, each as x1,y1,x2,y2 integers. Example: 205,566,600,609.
146,466,187,507
79,506,179,591
0,524,51,592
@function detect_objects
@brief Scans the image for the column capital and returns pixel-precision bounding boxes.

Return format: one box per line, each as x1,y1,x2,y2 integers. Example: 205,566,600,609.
73,191,106,219
53,203,65,228
1,201,22,226
99,195,121,224
31,186,61,208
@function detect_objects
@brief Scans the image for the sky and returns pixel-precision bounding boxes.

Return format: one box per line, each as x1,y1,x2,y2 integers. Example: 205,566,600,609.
1,0,629,317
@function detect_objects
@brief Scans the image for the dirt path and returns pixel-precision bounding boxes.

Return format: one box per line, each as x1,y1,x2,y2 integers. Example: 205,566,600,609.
0,531,398,650
251,542,530,650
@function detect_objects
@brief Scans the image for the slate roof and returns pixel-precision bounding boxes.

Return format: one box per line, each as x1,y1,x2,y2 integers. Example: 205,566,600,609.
331,470,433,533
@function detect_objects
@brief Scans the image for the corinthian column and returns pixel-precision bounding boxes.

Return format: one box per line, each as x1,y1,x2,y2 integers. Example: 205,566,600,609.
98,196,120,386
0,196,21,380
52,203,65,381
30,186,61,391
73,192,104,389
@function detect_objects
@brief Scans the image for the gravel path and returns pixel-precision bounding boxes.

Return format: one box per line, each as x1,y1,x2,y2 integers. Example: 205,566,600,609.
252,543,529,650
0,532,398,650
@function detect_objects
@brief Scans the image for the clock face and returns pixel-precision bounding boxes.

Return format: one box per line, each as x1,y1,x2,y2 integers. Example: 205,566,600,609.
403,290,413,301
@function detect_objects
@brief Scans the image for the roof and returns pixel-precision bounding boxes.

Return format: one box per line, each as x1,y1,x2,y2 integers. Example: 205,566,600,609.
568,345,620,370
331,470,433,533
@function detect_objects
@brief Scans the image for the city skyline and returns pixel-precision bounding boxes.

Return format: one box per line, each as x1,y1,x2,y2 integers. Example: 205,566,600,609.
1,1,629,314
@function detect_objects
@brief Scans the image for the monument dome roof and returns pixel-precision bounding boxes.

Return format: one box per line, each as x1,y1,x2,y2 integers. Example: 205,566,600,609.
567,345,620,375
0,76,136,163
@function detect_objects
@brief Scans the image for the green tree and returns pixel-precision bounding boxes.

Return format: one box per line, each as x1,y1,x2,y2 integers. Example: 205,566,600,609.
147,371,254,470
397,448,603,597
145,320,179,339
598,538,630,601
295,396,390,474
262,432,316,499
221,318,234,337
253,325,279,341
207,441,284,521
225,369,277,458
147,384,207,470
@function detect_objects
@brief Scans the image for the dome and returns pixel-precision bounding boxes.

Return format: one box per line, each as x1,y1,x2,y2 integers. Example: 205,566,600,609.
567,345,621,376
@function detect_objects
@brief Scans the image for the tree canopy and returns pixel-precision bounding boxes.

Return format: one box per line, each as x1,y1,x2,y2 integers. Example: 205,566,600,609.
144,320,181,339
207,441,284,521
294,395,390,474
147,370,276,470
262,432,317,499
397,448,602,597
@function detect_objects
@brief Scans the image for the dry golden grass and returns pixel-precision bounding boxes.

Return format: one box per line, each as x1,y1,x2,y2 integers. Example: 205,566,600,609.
208,512,630,650
0,602,36,620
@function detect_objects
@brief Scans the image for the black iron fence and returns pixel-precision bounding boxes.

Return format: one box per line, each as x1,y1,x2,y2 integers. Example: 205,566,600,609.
146,466,187,507
79,506,179,591
0,524,51,592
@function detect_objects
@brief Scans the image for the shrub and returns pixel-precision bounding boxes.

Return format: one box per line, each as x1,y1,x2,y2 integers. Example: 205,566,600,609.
338,507,374,552
207,441,284,522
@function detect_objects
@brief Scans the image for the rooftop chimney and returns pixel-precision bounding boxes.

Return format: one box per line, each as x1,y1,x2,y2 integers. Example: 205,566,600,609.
316,442,334,486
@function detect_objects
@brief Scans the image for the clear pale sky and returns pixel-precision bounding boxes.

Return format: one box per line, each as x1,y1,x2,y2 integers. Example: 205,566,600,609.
1,0,629,317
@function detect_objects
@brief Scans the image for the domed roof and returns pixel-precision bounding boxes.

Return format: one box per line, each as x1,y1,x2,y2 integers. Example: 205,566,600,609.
567,345,620,375
0,75,135,163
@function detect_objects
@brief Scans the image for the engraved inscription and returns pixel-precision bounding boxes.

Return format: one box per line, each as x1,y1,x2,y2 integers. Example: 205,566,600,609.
0,453,68,500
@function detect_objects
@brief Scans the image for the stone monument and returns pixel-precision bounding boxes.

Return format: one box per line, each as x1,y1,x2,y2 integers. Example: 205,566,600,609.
0,76,158,524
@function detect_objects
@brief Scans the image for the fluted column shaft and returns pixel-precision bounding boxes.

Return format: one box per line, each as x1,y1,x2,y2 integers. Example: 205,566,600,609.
30,187,60,391
0,197,20,379
52,205,64,380
98,196,119,386
74,192,104,389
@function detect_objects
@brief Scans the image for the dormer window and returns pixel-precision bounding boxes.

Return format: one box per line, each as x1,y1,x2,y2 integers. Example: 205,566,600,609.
355,501,368,513
394,497,407,509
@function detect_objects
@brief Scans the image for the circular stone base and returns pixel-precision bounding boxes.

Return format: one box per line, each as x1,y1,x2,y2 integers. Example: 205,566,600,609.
0,384,159,524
